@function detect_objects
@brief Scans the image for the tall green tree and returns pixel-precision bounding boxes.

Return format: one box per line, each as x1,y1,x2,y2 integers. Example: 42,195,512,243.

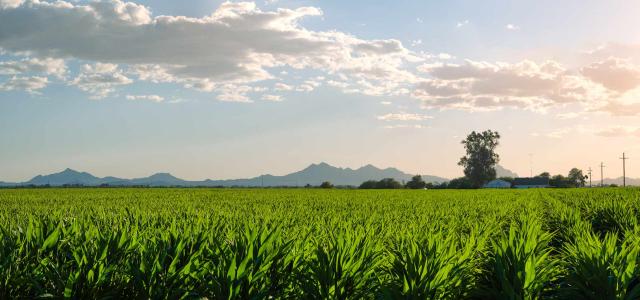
458,130,501,188
568,168,587,187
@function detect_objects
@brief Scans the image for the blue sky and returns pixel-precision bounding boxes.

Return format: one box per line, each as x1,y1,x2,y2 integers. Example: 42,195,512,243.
1,0,640,181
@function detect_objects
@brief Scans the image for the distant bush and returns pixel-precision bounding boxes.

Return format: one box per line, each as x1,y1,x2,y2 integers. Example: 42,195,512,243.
359,178,403,189
405,175,427,189
447,177,474,189
320,181,334,189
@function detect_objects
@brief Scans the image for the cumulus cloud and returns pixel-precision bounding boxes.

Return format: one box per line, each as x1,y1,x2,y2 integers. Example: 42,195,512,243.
580,58,640,92
0,76,48,93
71,63,132,99
414,59,608,111
0,57,66,78
383,124,427,129
456,20,469,28
377,113,432,121
1,0,640,120
0,0,419,98
126,94,164,102
261,94,282,101
274,82,293,91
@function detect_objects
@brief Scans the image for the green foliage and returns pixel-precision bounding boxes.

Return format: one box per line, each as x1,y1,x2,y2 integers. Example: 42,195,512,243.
383,231,485,299
562,230,640,300
0,188,640,298
405,175,427,189
320,181,334,189
447,177,475,189
483,216,560,299
358,178,403,189
300,229,383,299
458,130,501,188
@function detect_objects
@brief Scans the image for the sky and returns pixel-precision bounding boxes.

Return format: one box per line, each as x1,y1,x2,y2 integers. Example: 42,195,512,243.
1,0,640,182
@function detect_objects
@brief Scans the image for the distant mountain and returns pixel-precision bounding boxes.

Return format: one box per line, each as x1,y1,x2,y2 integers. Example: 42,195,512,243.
495,165,518,178
0,163,449,187
26,168,106,186
205,163,448,187
603,177,640,186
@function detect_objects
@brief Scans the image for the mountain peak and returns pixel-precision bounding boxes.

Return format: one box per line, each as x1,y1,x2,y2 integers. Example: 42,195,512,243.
358,164,380,171
147,173,179,180
304,162,335,170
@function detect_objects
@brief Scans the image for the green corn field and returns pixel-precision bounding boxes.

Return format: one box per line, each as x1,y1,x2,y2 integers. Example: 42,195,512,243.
1,188,640,299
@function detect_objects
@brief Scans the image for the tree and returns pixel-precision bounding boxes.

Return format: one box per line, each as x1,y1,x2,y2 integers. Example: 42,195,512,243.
377,178,403,189
458,130,501,188
447,177,474,189
537,172,551,178
405,175,427,189
320,181,334,189
359,180,378,189
358,178,403,189
550,175,569,188
568,168,587,187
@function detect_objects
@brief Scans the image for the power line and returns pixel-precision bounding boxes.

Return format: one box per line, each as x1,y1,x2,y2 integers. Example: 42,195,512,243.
620,152,630,187
600,162,606,187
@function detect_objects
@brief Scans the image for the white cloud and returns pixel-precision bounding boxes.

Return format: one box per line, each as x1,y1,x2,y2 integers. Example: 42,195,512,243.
505,24,520,31
380,101,392,105
261,94,282,101
0,0,23,9
0,0,419,99
0,57,66,78
383,124,427,129
125,94,164,102
580,58,640,92
274,82,293,91
71,63,132,99
377,113,432,121
0,76,48,93
416,18,423,24
456,20,469,28
216,84,253,103
438,53,453,60
414,59,608,112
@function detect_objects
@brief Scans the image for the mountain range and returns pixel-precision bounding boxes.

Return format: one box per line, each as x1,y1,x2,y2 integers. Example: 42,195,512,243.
0,163,449,187
2,163,633,187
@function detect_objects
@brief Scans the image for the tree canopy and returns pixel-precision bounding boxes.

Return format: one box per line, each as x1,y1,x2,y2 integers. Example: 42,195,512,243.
405,175,427,189
359,178,403,189
458,130,501,188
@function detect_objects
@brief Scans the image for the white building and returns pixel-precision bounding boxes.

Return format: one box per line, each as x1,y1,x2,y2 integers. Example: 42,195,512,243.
483,179,512,189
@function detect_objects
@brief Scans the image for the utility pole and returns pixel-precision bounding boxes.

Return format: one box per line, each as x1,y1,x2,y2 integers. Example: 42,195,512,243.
528,153,533,177
620,153,629,187
587,167,592,188
600,162,605,187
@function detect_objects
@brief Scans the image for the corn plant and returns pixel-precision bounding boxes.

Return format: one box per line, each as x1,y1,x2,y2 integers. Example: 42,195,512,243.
381,230,485,299
561,230,640,300
482,216,561,300
299,229,383,299
0,187,639,298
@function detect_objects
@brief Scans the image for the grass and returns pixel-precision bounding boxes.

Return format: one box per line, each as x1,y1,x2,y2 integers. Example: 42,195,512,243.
1,187,640,298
